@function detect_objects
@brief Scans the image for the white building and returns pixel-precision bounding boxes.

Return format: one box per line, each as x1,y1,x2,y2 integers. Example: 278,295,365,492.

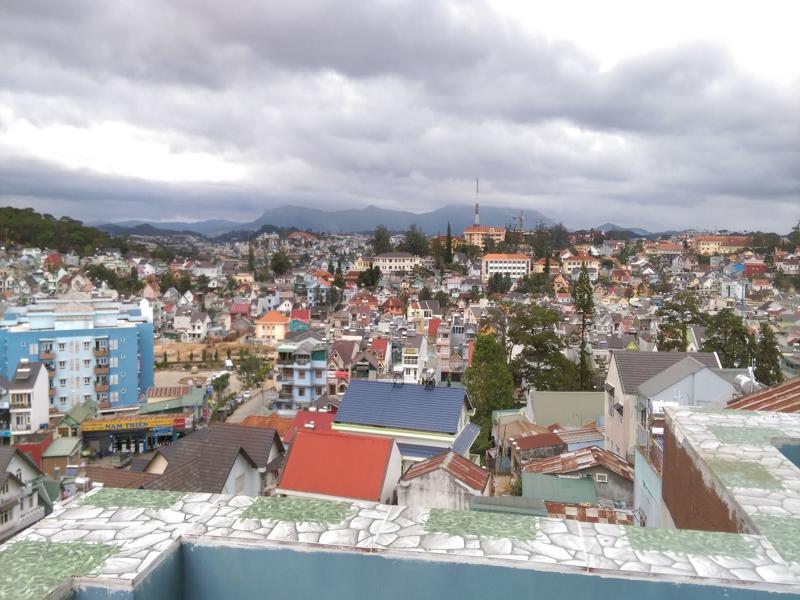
3,361,50,443
481,253,531,282
0,447,46,542
372,253,422,275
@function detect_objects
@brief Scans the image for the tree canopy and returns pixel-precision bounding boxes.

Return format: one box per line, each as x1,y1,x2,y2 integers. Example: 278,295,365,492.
754,322,783,387
702,309,755,368
656,291,705,352
372,225,393,255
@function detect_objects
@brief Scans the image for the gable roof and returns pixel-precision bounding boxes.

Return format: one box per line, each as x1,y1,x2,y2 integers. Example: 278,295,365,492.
241,414,295,441
513,431,566,451
637,356,711,398
255,310,289,324
611,351,720,395
521,446,634,481
0,446,43,476
727,377,800,413
277,430,394,501
84,466,158,489
335,380,468,434
144,445,256,493
400,451,490,492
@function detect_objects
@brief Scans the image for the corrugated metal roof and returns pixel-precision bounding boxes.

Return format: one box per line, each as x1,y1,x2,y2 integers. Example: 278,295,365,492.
450,423,480,456
335,380,467,434
727,377,800,413
400,451,490,492
522,446,634,481
397,443,447,460
612,351,720,395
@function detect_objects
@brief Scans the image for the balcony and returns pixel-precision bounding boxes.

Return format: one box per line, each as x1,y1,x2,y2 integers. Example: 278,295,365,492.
94,348,109,357
94,366,109,375
49,388,56,397
39,350,55,360
95,383,109,393
10,401,31,410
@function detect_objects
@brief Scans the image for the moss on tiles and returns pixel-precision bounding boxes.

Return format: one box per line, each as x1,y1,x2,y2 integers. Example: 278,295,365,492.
706,458,783,491
752,515,800,564
81,488,185,509
424,509,538,541
240,497,354,525
709,425,783,445
0,540,117,600
626,527,757,558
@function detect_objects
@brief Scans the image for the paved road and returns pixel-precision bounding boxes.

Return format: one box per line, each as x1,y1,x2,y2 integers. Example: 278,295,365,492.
227,385,275,423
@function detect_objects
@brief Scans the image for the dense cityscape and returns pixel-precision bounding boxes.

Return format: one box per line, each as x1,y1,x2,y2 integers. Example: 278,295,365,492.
1,0,799,598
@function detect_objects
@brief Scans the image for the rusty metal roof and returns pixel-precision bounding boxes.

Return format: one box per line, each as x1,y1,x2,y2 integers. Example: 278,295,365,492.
521,446,634,481
400,451,490,492
727,377,800,414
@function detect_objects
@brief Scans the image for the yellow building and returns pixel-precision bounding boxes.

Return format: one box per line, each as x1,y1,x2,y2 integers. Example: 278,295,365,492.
464,226,506,248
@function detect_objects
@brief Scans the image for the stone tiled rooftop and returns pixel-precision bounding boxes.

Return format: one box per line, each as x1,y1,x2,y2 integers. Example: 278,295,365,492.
2,408,800,599
666,406,800,567
0,483,799,599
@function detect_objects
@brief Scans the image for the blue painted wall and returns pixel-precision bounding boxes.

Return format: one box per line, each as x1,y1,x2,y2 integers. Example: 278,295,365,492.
0,322,153,408
182,542,800,600
75,544,181,600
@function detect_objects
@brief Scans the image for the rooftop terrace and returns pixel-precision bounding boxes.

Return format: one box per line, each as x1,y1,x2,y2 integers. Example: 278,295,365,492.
2,407,800,599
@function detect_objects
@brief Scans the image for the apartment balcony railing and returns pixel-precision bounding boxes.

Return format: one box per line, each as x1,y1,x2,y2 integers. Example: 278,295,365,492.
95,383,109,393
637,433,664,476
93,348,109,357
49,388,56,397
94,366,109,375
39,350,55,361
10,401,31,410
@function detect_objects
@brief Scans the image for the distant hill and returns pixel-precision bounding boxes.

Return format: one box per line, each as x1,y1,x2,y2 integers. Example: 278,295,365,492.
97,223,204,238
100,204,553,236
596,222,652,237
0,206,121,255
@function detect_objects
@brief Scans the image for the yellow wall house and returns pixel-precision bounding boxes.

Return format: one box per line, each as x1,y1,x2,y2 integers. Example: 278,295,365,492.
254,310,290,345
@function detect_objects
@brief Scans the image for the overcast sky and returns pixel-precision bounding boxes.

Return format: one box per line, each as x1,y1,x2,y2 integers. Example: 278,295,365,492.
1,0,798,232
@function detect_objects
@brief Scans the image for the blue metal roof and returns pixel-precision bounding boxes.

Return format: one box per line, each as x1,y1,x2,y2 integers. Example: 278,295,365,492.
397,443,446,460
335,380,467,434
450,423,480,456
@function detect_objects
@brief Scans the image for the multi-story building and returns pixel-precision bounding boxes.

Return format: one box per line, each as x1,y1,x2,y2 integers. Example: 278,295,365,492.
480,253,531,282
401,334,428,384
692,235,750,255
275,339,327,409
0,293,154,412
0,361,49,445
254,310,290,345
464,226,506,248
372,252,422,275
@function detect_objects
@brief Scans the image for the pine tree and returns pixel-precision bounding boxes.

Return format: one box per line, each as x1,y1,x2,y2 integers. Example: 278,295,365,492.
247,244,255,273
444,222,453,264
573,264,595,390
327,260,335,274
754,322,783,386
656,291,705,352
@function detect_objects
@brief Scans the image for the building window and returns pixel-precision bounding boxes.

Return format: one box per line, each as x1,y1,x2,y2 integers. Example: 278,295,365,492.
83,359,91,367
59,379,66,387
58,343,65,351
83,341,91,350
58,361,66,369
83,377,91,385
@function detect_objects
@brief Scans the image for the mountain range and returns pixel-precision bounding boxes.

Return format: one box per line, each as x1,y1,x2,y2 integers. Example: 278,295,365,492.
97,204,553,237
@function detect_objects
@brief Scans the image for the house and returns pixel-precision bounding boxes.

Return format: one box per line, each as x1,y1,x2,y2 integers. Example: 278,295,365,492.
173,309,211,342
510,432,568,475
41,436,83,478
288,308,311,332
521,446,634,508
333,380,473,467
0,447,46,542
254,311,290,345
401,334,428,384
136,423,284,494
463,225,506,248
276,430,401,503
397,450,492,510
2,361,50,443
603,351,720,461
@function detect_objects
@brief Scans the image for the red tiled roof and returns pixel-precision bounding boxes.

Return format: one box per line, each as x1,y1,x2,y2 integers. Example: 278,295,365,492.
726,377,800,413
288,411,335,441
290,308,311,323
428,318,442,337
369,337,389,358
278,431,394,501
241,415,294,441
400,451,490,492
255,310,289,324
522,446,634,481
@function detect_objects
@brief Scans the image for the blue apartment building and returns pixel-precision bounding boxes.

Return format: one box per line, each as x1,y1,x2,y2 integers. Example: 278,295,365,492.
0,294,154,412
275,339,327,409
